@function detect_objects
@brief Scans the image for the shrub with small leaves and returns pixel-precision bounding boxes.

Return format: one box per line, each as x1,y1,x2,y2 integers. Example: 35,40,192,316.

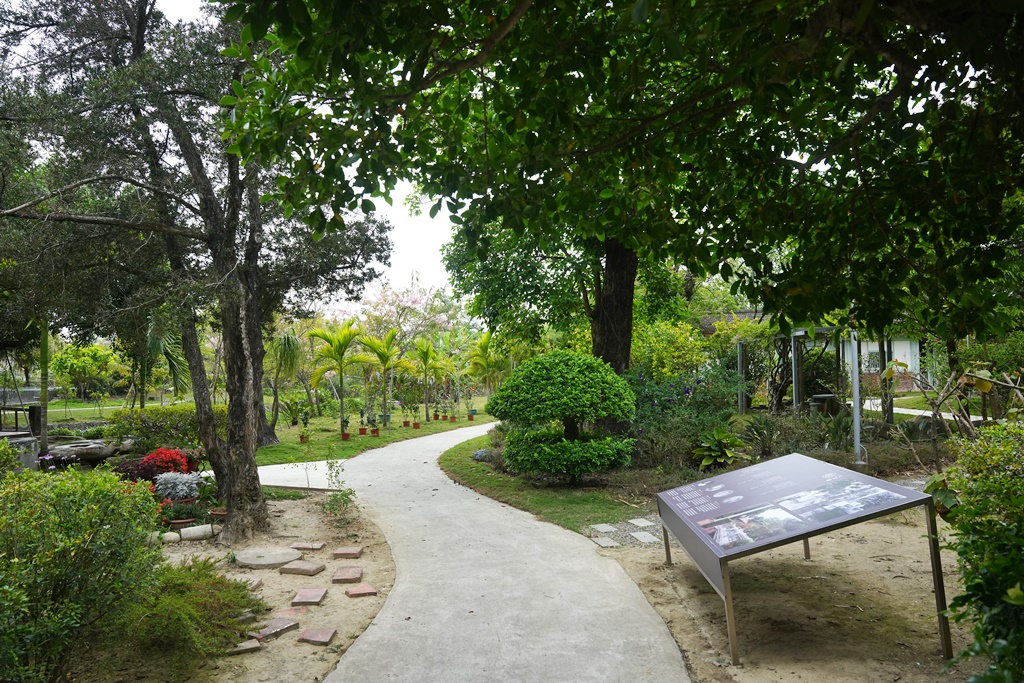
943,423,1024,681
105,404,227,453
0,468,160,682
502,429,634,482
0,441,20,476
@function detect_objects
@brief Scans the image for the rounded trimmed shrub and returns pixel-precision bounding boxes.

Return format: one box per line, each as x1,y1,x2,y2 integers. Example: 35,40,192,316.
486,350,635,438
503,430,634,481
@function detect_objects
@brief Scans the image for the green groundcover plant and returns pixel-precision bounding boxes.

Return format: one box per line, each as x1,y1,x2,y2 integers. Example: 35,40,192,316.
0,468,160,683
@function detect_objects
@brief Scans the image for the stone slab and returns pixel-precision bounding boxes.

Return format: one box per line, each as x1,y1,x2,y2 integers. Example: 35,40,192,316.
298,628,337,646
279,560,326,576
250,618,299,641
345,583,377,598
628,518,656,528
234,576,263,591
289,542,326,551
292,587,328,606
333,546,363,559
591,537,620,548
237,609,257,624
235,547,302,569
591,523,617,533
332,567,363,583
273,607,309,619
161,532,181,544
228,639,261,655
629,531,661,544
179,524,214,541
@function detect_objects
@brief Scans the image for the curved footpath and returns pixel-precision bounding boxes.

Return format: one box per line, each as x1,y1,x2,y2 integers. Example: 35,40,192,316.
258,425,690,683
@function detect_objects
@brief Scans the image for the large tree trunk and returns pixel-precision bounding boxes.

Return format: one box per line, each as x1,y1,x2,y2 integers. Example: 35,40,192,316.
590,238,639,374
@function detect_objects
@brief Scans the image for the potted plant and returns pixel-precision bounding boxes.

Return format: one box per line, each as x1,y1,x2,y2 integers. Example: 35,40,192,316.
341,416,351,441
358,408,368,435
209,506,228,522
367,414,380,437
465,393,477,420
299,410,311,443
160,501,207,530
154,471,201,504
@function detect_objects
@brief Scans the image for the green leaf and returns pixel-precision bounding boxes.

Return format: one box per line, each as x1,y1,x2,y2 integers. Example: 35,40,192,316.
360,198,375,214
219,95,237,107
599,188,615,199
631,0,649,24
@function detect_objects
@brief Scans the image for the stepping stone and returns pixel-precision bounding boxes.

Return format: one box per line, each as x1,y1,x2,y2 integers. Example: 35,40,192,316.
591,523,617,533
630,531,661,544
228,639,261,655
592,537,620,548
289,542,326,551
237,610,257,624
333,546,363,559
292,587,328,606
273,607,309,618
332,567,363,584
345,583,377,598
279,560,326,576
249,618,299,641
628,518,656,528
180,524,214,541
235,547,302,569
298,628,337,646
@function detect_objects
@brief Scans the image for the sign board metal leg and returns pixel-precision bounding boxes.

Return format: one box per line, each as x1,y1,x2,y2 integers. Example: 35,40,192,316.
924,501,954,660
662,525,673,566
802,538,811,560
722,561,740,665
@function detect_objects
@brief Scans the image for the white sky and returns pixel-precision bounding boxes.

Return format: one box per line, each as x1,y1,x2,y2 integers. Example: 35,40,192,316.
158,0,456,293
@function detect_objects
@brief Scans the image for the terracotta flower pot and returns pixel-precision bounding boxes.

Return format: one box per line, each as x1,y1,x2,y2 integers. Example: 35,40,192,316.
169,518,196,530
299,434,308,444
402,420,411,427
358,427,368,436
449,415,457,422
433,413,440,421
413,422,421,429
341,432,351,441
370,428,380,437
209,508,228,521
467,414,475,421
172,496,198,505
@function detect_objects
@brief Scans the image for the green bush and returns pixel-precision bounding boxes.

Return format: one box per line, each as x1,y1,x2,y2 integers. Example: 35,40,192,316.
944,423,1024,681
486,350,635,435
104,557,264,677
0,440,19,475
503,429,634,481
106,404,228,452
0,469,161,682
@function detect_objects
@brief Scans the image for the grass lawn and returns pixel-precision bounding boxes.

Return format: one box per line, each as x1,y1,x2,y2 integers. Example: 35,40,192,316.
438,435,699,533
255,412,496,466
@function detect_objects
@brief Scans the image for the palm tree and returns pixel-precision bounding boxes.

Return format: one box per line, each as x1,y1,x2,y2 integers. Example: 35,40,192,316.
467,330,510,395
355,329,414,429
410,337,444,422
267,330,302,431
308,321,362,435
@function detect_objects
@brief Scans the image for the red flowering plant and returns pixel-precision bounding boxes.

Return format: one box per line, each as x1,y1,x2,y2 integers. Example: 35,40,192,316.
132,447,190,482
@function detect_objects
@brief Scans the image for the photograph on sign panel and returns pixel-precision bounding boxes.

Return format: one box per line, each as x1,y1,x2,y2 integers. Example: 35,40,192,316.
697,504,807,550
776,476,907,524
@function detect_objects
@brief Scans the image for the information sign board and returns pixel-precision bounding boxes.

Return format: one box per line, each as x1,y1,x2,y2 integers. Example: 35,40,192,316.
656,453,949,665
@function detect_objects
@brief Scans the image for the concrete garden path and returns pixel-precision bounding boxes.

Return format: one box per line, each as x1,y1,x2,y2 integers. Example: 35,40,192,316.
258,424,690,683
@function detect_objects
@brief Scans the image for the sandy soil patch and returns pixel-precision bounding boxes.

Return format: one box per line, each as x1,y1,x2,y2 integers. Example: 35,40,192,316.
71,493,393,683
610,508,983,683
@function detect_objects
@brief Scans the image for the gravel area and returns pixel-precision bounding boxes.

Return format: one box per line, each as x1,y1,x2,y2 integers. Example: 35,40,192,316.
585,514,680,549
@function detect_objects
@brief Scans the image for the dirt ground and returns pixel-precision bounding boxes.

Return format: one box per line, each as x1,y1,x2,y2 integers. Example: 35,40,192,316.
74,488,982,682
72,494,394,683
611,508,983,683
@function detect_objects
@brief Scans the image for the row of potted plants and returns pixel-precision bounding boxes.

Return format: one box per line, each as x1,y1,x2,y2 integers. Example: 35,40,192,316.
299,408,479,442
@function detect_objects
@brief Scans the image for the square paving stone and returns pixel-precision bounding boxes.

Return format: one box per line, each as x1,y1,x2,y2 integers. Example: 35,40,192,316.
228,639,261,655
279,560,326,576
344,583,377,598
292,587,328,606
298,628,337,646
591,523,617,533
592,537,620,548
289,542,326,551
332,567,363,584
333,546,363,559
628,518,656,528
630,531,661,544
273,607,309,619
232,575,263,591
249,618,299,641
